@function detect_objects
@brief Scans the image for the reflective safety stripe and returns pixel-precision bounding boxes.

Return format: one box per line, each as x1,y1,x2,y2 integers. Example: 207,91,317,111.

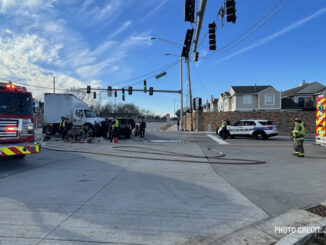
0,145,40,157
294,138,304,141
2,148,15,156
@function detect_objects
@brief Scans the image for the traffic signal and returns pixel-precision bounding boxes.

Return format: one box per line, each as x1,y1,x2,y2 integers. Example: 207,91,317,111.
184,0,195,23
122,88,125,101
198,98,202,111
226,0,237,23
144,80,147,93
208,22,216,50
149,87,153,95
114,90,117,97
181,28,194,58
87,85,91,94
193,98,196,111
194,52,199,62
128,86,132,95
93,92,96,99
107,86,112,96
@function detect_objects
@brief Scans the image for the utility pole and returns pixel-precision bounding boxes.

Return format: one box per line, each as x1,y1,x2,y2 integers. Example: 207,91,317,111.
180,56,184,131
53,76,56,93
186,58,193,131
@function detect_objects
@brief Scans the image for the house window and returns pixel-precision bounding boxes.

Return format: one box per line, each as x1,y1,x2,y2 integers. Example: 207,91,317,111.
265,94,275,105
243,95,252,104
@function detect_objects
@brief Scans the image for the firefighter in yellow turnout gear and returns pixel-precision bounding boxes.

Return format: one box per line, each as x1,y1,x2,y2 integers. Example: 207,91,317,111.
292,118,306,157
220,120,229,140
59,116,68,140
110,118,119,142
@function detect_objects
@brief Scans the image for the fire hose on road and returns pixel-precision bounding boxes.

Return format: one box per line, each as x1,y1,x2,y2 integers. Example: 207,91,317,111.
42,145,266,165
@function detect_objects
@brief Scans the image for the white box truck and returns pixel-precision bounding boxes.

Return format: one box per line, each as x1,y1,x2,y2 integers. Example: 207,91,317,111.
43,93,105,135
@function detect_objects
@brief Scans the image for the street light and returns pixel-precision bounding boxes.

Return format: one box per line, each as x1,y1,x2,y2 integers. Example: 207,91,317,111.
151,37,185,131
150,37,183,48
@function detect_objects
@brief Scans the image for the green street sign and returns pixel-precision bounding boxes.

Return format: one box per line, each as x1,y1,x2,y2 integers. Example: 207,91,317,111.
156,71,167,79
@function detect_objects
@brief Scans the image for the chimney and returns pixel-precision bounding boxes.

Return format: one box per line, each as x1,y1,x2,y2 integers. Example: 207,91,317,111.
300,80,306,86
254,83,257,91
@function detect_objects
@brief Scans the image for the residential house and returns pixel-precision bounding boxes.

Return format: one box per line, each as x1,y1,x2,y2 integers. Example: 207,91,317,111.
282,81,325,110
203,95,218,112
218,85,281,112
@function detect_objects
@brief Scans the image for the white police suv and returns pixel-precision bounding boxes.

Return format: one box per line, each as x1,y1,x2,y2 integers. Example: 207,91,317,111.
217,119,278,140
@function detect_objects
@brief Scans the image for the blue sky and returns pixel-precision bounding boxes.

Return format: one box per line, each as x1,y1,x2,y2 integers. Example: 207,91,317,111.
0,0,325,116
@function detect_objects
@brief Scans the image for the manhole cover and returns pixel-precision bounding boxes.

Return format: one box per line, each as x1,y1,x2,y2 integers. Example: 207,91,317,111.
306,205,326,217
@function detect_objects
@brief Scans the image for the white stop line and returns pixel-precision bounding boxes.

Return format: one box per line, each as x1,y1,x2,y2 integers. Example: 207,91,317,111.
206,134,229,145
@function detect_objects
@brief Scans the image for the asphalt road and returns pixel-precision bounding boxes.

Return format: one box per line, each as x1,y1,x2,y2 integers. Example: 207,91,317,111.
0,122,325,244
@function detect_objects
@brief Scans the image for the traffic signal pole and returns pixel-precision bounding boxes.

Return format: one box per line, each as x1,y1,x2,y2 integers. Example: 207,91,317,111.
186,58,193,131
180,56,184,131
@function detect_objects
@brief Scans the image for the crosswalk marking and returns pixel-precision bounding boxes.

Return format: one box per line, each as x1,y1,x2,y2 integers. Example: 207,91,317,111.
206,134,229,145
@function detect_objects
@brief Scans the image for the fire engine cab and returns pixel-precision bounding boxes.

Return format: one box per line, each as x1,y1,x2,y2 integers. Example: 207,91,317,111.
316,96,326,146
0,82,40,158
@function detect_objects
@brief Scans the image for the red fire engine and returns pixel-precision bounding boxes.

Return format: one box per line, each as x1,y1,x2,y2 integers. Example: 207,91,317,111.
316,96,326,146
0,82,40,158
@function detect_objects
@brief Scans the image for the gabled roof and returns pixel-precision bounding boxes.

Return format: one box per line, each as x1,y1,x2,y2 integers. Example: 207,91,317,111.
231,86,272,94
282,82,325,97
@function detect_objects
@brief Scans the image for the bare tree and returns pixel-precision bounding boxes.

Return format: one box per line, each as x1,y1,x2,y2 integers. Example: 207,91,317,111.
65,87,93,104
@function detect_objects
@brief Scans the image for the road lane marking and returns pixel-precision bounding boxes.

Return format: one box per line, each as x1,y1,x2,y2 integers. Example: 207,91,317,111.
207,134,229,145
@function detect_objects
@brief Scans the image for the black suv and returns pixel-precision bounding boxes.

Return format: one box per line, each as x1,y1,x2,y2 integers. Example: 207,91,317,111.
117,119,132,138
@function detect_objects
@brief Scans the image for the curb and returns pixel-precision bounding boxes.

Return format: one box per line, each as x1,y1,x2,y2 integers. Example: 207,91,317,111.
276,218,326,245
182,202,326,245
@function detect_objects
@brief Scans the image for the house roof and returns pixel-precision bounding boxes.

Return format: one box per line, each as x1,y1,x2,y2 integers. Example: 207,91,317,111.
282,82,325,97
231,86,271,94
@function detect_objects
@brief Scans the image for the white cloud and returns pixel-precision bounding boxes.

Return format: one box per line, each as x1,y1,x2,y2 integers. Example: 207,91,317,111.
0,0,55,15
75,32,152,78
108,21,132,39
0,32,100,100
140,0,169,22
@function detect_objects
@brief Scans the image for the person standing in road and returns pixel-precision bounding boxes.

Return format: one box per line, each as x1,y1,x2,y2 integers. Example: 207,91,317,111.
110,118,119,142
177,119,180,131
139,120,146,138
107,119,113,140
220,119,229,140
59,116,68,140
292,118,306,157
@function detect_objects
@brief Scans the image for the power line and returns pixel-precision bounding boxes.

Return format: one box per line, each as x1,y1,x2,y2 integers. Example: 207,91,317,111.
108,60,179,86
0,59,179,91
203,0,292,59
0,77,67,91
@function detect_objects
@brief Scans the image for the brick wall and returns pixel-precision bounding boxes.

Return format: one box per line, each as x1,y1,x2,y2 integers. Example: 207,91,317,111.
183,111,316,133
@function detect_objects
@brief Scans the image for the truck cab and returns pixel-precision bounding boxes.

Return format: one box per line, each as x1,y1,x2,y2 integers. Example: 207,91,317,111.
73,108,104,127
0,82,40,158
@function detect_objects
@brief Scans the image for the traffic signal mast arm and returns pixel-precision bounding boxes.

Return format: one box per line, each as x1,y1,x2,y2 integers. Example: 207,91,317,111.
83,87,181,94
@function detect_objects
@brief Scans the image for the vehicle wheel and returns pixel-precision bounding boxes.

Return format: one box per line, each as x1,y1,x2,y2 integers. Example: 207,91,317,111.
12,155,26,159
255,131,267,140
45,126,55,135
126,133,131,138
